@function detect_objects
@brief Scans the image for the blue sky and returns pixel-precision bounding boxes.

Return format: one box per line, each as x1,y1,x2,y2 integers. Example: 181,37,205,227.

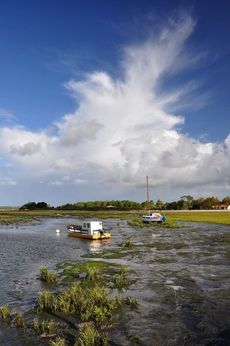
0,0,229,205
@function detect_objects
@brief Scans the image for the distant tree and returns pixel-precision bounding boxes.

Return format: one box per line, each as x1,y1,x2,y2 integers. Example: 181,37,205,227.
57,203,76,210
155,199,165,210
74,202,85,209
180,195,194,209
222,196,230,205
141,200,155,210
36,202,49,209
165,201,181,210
192,198,205,210
202,196,220,209
19,202,37,210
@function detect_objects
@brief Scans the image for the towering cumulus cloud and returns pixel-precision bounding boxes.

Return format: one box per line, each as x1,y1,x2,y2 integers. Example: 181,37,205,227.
0,14,229,196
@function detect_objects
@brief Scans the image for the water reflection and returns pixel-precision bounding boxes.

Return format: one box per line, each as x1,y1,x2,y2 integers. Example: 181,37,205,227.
88,239,111,253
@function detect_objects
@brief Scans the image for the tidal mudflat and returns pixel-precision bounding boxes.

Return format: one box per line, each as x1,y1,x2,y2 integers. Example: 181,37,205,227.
0,218,229,345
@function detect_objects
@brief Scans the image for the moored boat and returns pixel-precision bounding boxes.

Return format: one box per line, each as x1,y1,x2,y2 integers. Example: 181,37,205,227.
142,212,166,223
141,176,167,223
67,221,111,240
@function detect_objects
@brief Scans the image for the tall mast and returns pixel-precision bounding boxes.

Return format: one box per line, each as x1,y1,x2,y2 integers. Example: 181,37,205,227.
146,175,149,202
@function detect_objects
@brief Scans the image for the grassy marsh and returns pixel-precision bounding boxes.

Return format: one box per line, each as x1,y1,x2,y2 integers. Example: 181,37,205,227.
0,210,229,345
0,209,229,225
0,258,137,345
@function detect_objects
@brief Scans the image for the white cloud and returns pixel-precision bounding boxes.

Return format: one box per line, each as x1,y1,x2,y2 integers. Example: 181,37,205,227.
0,13,229,202
0,108,15,121
73,178,88,185
0,177,17,186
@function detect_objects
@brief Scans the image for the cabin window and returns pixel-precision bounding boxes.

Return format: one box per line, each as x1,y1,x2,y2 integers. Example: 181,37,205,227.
87,223,90,228
83,223,86,227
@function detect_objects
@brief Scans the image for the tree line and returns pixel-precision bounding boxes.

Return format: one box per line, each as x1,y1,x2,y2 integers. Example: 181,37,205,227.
19,195,230,211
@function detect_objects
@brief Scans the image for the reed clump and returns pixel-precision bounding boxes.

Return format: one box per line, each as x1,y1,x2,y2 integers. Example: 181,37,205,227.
37,290,56,312
75,324,108,346
50,337,66,346
128,218,144,228
31,317,59,336
123,240,134,248
85,265,100,280
125,297,138,309
40,266,58,284
36,283,122,331
13,312,26,327
0,306,11,321
112,266,129,289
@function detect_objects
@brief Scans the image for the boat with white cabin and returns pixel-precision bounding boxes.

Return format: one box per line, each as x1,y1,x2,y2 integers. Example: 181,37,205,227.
141,176,166,223
67,221,111,240
142,212,166,223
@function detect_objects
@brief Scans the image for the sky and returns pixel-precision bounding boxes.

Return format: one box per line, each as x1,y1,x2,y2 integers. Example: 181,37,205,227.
0,0,229,206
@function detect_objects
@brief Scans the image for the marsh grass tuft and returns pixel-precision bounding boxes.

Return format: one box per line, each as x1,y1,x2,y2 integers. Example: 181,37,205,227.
0,306,11,321
32,318,40,334
128,335,142,345
76,324,108,346
112,266,129,289
36,282,122,329
31,318,58,336
128,218,144,228
40,319,57,335
85,265,100,280
37,290,56,312
125,297,138,309
40,266,58,284
13,312,26,327
50,337,66,346
123,240,133,248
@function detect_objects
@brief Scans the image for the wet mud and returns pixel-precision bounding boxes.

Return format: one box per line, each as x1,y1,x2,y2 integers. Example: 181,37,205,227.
0,219,230,345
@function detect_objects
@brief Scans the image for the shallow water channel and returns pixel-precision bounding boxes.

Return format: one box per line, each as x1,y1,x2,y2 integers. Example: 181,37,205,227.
0,218,230,345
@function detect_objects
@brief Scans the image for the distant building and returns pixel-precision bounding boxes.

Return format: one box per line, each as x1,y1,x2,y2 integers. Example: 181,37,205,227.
212,204,230,210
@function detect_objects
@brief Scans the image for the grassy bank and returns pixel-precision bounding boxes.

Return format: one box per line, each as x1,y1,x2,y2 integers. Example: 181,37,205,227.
164,210,230,225
0,209,229,225
0,259,137,345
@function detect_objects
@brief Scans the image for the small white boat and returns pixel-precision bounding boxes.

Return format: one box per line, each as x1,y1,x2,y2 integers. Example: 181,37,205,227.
142,212,166,223
67,221,111,240
141,176,166,223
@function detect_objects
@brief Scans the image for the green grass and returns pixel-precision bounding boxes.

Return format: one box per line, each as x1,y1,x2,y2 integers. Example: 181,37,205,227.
58,260,112,279
83,250,128,260
128,217,180,229
164,211,230,225
0,209,229,225
144,241,188,250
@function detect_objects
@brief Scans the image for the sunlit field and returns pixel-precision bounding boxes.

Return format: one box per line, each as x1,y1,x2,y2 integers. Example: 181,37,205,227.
0,209,229,225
